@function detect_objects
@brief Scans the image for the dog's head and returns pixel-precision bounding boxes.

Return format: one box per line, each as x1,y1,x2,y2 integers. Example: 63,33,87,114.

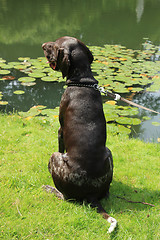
42,36,93,79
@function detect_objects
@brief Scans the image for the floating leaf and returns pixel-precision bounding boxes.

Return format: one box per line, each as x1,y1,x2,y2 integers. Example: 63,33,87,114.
28,72,46,78
18,77,36,82
2,76,15,81
0,63,6,68
21,82,36,86
1,63,14,69
105,100,116,105
41,76,56,82
19,106,41,117
152,122,160,126
0,70,10,75
142,116,151,120
13,90,25,95
117,125,131,135
116,117,141,125
0,58,6,63
14,64,28,70
18,57,30,61
131,87,144,93
107,123,131,136
0,101,8,105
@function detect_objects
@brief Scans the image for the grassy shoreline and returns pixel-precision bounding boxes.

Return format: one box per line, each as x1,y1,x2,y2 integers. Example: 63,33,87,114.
1,113,160,239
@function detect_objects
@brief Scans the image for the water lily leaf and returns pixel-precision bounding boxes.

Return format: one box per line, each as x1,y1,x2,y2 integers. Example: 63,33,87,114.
28,59,48,68
7,62,22,67
117,107,139,116
0,70,10,75
13,90,25,95
21,82,36,86
19,106,42,118
32,105,47,110
1,76,15,80
41,76,57,82
41,108,59,117
142,116,151,120
18,77,36,82
0,58,6,63
113,87,129,93
0,101,8,105
48,71,62,77
42,67,52,73
107,123,131,136
105,100,116,105
0,63,6,68
116,117,141,125
1,63,14,69
117,125,131,135
18,57,30,61
152,122,160,126
14,64,28,70
37,57,47,62
105,112,118,122
146,83,160,92
131,87,144,93
28,72,46,78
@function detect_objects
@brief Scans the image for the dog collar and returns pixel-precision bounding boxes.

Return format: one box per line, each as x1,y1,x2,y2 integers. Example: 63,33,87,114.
67,83,98,89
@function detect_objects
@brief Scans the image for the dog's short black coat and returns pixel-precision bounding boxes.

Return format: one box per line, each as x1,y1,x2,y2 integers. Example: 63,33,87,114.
42,36,117,233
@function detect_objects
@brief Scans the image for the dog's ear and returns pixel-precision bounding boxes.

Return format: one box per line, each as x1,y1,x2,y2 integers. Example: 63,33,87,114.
57,48,70,79
84,45,94,64
77,40,94,64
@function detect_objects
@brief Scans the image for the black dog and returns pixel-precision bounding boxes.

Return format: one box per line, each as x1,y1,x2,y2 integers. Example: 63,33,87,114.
42,36,117,233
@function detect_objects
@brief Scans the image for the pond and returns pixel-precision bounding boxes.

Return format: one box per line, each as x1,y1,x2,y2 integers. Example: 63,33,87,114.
0,0,160,143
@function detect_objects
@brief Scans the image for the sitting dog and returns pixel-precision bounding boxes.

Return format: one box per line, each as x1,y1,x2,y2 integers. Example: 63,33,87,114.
42,36,117,233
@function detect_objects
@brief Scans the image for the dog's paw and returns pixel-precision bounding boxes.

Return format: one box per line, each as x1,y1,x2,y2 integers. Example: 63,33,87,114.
107,216,117,233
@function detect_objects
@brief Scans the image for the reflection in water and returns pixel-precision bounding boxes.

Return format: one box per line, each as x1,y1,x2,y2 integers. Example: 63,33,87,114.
131,91,160,142
1,78,64,112
136,0,144,23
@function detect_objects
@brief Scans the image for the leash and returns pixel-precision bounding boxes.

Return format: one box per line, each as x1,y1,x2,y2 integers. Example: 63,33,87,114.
94,84,160,115
67,83,160,114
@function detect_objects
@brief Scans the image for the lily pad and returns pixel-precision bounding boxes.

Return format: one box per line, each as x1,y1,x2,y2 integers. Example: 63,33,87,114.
18,57,30,61
0,70,11,75
19,107,41,118
41,76,58,82
28,72,46,78
1,63,14,69
0,101,8,105
1,76,15,81
21,82,36,86
116,117,141,125
13,90,25,95
18,77,36,82
0,58,6,63
14,64,28,70
107,123,131,136
142,116,151,120
152,122,160,126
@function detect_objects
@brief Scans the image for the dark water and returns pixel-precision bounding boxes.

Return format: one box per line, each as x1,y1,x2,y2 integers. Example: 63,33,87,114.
0,0,160,142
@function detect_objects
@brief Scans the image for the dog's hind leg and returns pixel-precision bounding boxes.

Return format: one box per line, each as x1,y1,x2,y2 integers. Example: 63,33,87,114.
89,198,117,233
42,185,64,200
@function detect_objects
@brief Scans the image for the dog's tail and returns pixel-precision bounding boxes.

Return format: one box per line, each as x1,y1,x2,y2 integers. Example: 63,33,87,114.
90,199,117,233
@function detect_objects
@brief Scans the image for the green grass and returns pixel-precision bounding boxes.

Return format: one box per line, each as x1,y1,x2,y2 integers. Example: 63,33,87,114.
0,113,160,239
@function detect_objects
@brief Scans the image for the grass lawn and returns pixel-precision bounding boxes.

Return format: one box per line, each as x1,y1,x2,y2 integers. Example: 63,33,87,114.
0,113,160,239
